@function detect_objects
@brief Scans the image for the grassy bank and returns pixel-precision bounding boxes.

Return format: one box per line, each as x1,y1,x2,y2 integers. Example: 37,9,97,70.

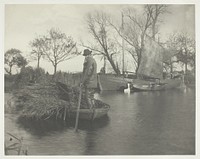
4,71,82,93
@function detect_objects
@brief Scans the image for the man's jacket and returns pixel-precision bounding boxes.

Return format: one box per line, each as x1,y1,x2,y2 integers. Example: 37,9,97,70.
82,56,97,88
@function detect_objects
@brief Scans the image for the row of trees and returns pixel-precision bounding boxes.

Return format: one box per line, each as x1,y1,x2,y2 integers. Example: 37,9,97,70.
5,28,79,75
5,5,195,77
30,28,79,74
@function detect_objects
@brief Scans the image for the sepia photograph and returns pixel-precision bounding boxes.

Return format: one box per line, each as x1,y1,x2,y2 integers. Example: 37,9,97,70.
2,0,199,158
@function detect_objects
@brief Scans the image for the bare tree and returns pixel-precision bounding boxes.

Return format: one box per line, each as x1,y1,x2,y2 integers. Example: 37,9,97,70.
163,33,180,78
164,32,195,79
4,49,28,75
30,37,44,68
111,5,168,75
40,28,79,75
111,7,152,74
175,33,195,74
83,11,121,75
145,4,168,40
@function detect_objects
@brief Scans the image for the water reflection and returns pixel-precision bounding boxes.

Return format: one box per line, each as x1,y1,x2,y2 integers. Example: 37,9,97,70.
17,116,110,137
17,117,66,136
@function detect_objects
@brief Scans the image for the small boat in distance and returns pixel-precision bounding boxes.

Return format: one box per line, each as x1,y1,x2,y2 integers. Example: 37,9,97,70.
131,79,181,92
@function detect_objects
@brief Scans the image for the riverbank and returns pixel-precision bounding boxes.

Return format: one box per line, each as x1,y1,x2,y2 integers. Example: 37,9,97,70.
4,72,82,93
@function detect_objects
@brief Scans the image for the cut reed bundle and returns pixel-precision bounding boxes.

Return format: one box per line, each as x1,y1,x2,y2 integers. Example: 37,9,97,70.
14,82,70,120
13,82,108,120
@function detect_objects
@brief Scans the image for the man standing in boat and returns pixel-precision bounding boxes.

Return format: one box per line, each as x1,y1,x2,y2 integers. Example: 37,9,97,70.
80,49,97,109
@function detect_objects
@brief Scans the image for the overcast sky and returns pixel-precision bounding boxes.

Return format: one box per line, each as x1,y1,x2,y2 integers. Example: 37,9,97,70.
4,4,195,74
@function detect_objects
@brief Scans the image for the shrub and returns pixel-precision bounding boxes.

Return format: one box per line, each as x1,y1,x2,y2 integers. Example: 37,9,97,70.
14,67,48,89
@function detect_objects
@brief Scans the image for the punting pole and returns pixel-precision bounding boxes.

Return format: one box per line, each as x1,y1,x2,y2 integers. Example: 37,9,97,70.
74,86,82,132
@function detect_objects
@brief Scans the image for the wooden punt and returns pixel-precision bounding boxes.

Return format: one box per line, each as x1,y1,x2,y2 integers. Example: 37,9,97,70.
131,79,182,91
69,104,110,120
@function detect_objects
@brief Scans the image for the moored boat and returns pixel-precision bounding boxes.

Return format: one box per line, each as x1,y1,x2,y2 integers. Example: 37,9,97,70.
98,74,133,91
129,36,182,92
69,104,110,120
131,79,181,91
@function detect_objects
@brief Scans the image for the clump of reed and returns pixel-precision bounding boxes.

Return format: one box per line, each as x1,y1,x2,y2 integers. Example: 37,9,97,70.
13,82,70,120
13,82,108,120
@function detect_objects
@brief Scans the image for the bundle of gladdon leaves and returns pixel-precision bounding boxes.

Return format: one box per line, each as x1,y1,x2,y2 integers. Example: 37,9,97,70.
13,82,107,120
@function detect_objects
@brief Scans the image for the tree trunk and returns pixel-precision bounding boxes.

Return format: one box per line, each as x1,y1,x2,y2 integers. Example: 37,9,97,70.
37,56,40,68
9,65,12,75
170,59,173,79
54,64,57,75
107,56,120,75
136,52,142,76
185,63,188,74
135,63,139,76
185,50,188,75
152,23,156,40
185,51,188,74
104,56,106,74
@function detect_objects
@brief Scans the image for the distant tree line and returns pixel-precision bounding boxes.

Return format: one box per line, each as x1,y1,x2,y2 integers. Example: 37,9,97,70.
5,28,79,76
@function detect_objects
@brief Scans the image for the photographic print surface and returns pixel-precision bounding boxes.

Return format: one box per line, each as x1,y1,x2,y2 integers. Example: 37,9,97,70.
4,3,196,156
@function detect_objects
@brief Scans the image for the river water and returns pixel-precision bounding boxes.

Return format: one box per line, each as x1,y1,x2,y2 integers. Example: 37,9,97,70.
5,87,195,155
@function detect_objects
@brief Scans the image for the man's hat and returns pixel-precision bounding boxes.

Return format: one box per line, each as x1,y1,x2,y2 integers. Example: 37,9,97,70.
83,49,92,56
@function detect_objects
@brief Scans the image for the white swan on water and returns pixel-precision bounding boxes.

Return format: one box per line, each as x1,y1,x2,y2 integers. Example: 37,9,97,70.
124,83,131,94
